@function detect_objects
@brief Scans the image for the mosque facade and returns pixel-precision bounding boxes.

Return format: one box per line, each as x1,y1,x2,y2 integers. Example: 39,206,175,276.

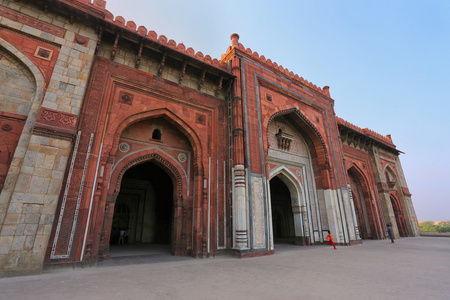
0,0,419,276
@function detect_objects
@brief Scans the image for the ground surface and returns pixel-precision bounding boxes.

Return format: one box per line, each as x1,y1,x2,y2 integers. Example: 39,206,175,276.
1,237,449,300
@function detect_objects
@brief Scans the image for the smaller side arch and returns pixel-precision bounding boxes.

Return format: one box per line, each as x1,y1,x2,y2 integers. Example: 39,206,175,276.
389,193,409,237
347,164,384,239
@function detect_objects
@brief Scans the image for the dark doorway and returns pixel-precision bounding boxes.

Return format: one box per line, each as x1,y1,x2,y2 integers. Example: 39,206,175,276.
110,161,174,256
270,176,295,243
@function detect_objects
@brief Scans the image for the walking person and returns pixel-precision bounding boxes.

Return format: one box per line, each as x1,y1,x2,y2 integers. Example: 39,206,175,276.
118,228,125,245
325,230,337,250
387,224,395,243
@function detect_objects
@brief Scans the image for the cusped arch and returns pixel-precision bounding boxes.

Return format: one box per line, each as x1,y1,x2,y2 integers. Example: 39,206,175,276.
269,165,305,208
110,108,203,160
266,108,329,168
269,165,311,242
110,148,186,198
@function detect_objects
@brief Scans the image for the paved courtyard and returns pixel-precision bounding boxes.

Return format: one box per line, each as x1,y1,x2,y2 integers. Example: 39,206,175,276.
0,237,448,300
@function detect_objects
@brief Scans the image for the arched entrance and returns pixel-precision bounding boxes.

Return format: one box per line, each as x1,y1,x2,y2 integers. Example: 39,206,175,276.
266,111,323,246
100,114,197,260
268,167,311,247
109,161,174,256
347,166,382,239
270,176,295,242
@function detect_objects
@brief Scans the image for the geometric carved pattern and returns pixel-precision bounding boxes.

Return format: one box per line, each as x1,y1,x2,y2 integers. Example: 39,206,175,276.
40,108,76,126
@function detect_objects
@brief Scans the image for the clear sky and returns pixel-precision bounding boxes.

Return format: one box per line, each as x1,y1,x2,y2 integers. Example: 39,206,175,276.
103,0,449,221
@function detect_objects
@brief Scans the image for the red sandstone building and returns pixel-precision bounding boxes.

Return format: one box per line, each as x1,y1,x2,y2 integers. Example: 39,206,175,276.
0,0,419,276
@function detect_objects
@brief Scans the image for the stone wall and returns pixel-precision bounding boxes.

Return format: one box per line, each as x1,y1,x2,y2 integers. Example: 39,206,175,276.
0,0,98,276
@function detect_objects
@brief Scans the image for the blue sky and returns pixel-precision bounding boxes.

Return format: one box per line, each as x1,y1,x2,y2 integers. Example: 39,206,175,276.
104,0,449,221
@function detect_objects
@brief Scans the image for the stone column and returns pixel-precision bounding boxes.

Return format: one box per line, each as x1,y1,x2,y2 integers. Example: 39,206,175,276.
229,37,249,250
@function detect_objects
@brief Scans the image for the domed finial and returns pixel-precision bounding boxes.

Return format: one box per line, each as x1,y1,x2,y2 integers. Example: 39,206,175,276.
231,33,240,48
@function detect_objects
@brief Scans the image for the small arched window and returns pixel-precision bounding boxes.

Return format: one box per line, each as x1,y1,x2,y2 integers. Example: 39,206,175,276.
152,129,162,140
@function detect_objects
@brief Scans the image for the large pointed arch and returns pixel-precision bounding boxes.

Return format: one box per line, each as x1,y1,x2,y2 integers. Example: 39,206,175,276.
265,108,330,190
266,108,329,169
109,108,203,163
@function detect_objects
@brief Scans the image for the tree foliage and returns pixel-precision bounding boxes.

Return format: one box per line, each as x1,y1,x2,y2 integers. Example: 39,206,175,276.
419,221,450,233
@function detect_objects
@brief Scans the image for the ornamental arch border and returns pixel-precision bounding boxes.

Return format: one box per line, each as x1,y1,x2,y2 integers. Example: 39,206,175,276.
109,148,186,199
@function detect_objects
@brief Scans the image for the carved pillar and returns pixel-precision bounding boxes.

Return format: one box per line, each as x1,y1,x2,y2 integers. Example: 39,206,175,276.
94,157,115,263
192,162,204,256
229,45,249,250
173,196,184,256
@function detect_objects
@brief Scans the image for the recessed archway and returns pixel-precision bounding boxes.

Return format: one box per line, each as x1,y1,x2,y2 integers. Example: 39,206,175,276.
347,166,382,239
390,194,409,237
270,176,295,242
269,166,311,246
109,161,174,257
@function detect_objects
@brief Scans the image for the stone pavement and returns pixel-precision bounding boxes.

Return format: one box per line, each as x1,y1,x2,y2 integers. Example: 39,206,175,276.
0,237,448,300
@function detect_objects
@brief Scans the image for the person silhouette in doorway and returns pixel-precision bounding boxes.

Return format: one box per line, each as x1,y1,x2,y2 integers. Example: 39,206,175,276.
118,228,125,245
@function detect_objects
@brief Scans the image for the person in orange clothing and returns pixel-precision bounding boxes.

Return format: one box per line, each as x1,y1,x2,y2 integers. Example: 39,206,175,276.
325,230,337,249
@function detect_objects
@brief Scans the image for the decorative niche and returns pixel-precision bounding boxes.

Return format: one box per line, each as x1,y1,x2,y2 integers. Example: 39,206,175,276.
151,128,162,141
